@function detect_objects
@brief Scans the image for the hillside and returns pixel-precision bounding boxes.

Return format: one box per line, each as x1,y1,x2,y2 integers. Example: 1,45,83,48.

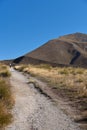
13,32,87,67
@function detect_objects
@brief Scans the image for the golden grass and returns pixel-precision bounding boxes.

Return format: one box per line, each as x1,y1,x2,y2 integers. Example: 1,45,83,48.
0,101,12,128
0,64,13,128
0,64,11,77
14,64,87,98
14,64,87,111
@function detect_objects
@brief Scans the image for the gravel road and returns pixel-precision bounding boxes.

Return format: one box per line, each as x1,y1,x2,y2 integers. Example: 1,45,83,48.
5,68,81,130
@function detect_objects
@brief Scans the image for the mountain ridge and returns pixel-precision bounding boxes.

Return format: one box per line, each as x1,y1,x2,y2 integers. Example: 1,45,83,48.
2,32,87,68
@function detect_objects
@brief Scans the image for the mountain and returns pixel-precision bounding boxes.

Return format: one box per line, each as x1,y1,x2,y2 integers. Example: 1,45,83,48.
13,32,87,67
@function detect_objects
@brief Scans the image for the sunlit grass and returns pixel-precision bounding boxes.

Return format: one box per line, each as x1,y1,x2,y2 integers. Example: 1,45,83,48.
0,64,11,77
0,101,12,128
0,64,13,128
14,64,87,99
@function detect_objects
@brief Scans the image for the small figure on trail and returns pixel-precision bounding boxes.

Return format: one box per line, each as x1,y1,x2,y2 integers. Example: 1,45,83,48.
10,63,12,68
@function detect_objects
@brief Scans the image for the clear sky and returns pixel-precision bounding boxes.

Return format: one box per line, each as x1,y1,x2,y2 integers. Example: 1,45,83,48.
0,0,87,60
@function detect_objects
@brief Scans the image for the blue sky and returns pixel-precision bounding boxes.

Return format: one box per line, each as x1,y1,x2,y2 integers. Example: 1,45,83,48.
0,0,87,60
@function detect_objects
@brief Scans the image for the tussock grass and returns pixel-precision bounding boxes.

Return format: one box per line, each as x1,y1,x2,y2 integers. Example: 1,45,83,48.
15,64,87,110
0,64,11,77
14,65,27,72
0,80,13,107
0,64,13,128
0,102,12,128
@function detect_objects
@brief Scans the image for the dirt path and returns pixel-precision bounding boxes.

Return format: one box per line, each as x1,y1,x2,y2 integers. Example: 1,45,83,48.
5,68,81,130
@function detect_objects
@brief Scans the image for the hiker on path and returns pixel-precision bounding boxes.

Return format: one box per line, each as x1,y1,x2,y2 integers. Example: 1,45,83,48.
10,64,12,68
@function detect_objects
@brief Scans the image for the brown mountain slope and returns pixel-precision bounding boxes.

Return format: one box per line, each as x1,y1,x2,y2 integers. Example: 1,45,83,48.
59,32,87,43
13,33,87,68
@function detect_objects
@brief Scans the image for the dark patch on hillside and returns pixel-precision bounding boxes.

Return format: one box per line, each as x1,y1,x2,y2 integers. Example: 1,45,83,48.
70,51,81,64
13,56,24,64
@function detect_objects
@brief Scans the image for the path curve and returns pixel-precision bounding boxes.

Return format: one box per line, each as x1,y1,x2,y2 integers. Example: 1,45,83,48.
5,68,81,130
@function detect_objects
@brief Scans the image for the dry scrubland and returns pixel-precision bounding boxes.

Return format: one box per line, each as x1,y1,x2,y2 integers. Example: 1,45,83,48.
15,64,87,122
0,64,13,128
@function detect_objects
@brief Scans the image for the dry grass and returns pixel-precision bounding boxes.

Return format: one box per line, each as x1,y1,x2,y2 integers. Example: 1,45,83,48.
15,64,87,109
0,64,11,77
0,64,13,128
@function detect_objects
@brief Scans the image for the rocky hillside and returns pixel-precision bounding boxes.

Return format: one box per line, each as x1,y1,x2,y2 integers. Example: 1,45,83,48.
12,33,87,67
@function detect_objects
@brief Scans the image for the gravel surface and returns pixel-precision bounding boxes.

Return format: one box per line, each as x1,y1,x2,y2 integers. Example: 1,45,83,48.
5,68,81,130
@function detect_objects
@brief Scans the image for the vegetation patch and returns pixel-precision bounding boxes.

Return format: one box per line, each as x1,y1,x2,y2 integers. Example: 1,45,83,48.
0,64,11,77
14,64,87,109
0,64,13,128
